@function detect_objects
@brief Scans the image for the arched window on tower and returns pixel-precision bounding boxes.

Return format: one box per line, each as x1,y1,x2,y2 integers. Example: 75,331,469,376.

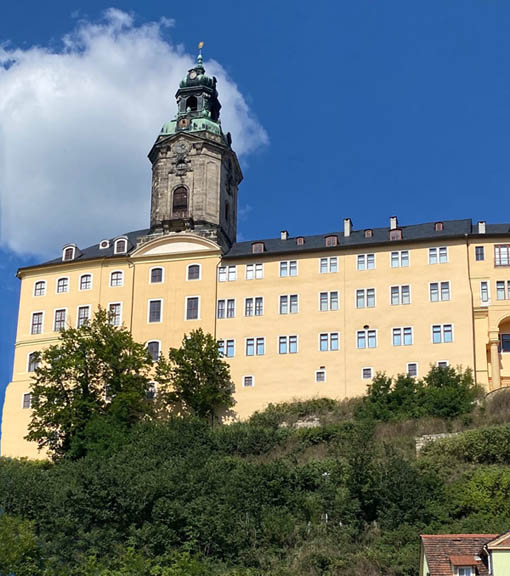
173,187,188,218
186,96,198,111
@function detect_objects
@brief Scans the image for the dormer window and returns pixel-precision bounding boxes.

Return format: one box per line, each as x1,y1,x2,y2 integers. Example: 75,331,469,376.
435,222,444,232
99,240,110,250
390,229,402,241
364,229,373,238
325,235,338,247
62,246,75,261
458,568,472,576
252,242,264,254
114,238,127,254
296,237,305,246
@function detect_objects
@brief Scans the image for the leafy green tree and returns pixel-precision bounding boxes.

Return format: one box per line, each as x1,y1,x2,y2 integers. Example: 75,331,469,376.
0,514,41,576
156,329,235,424
26,308,155,460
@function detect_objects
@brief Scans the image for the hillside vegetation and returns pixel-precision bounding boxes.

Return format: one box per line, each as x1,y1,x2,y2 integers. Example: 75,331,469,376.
1,366,510,576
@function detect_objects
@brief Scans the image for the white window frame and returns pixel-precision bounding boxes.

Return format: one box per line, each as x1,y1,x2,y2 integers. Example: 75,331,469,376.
107,302,123,326
319,291,339,312
431,324,454,344
406,362,419,377
319,332,340,352
33,280,47,297
356,329,378,349
429,246,449,264
113,237,128,255
429,281,451,302
242,375,255,388
186,263,201,281
149,266,165,284
147,299,163,323
147,340,161,362
361,367,373,380
109,270,124,287
436,360,449,368
30,311,45,335
480,280,490,305
390,250,410,268
279,260,298,277
355,288,376,309
79,273,93,291
22,392,32,409
218,339,236,358
390,285,411,305
279,294,299,314
278,335,299,354
319,256,338,274
26,351,40,373
357,253,375,271
245,337,265,356
218,265,237,282
392,326,414,346
76,305,91,327
62,245,76,262
53,307,68,332
315,369,327,383
56,276,70,294
245,263,264,280
185,296,201,321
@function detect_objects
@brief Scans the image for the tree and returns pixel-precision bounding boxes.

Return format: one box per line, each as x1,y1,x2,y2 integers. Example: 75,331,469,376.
156,329,235,424
0,514,41,576
26,308,154,460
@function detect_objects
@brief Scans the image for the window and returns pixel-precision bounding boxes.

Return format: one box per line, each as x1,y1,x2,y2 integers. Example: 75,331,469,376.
357,330,377,349
57,277,69,293
429,281,450,302
110,271,124,287
62,246,75,261
218,339,235,358
436,361,449,368
280,294,298,314
218,265,237,282
434,222,444,232
186,297,199,320
252,242,264,254
315,370,326,382
319,291,339,311
146,382,157,400
80,274,92,290
458,568,472,576
99,240,110,250
320,257,338,274
31,312,43,335
280,260,298,277
150,267,163,283
296,237,305,246
243,375,254,387
147,341,160,362
246,263,263,280
245,297,263,317
392,327,413,346
496,281,510,300
324,235,338,247
319,332,339,351
217,299,235,319
77,306,90,327
362,367,373,380
475,246,485,261
114,238,127,254
364,229,373,238
390,285,410,305
495,245,510,267
148,300,162,323
172,186,188,217
187,264,200,281
22,393,32,409
407,363,418,377
500,334,510,353
246,337,265,356
429,246,448,264
279,335,298,354
356,288,375,308
34,281,46,296
27,352,40,372
108,303,122,326
480,281,490,304
54,309,66,331
357,253,375,271
432,324,453,344
391,250,409,268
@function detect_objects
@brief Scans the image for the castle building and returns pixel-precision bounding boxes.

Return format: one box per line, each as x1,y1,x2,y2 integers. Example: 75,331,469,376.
2,51,510,458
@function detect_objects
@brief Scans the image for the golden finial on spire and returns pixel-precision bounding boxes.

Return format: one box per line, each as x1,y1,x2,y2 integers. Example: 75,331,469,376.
198,41,204,50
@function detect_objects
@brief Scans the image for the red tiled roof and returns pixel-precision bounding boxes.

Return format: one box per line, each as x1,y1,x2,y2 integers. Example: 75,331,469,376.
487,532,510,549
421,535,498,576
449,555,479,566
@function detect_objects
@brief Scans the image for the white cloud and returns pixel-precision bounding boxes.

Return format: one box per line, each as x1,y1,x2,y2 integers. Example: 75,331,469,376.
0,9,268,256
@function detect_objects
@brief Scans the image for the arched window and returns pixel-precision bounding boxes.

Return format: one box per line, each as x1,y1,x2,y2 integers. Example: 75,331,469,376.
34,281,46,296
147,341,160,362
80,274,92,290
186,96,198,111
62,246,75,261
110,271,124,287
27,352,40,372
434,222,444,232
56,277,69,293
187,264,201,280
114,238,127,254
173,187,188,218
150,267,163,283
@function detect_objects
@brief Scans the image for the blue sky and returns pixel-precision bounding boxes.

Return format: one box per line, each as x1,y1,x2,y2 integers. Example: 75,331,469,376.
1,1,510,429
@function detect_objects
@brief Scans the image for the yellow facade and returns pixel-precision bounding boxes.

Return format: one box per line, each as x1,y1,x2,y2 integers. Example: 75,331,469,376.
3,229,510,458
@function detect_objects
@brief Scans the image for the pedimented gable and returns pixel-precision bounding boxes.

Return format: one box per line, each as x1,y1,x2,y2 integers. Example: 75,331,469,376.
131,233,221,258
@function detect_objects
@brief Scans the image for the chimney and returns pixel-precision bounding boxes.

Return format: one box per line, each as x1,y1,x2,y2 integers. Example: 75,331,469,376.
390,216,398,230
478,221,486,234
344,218,352,238
280,230,289,240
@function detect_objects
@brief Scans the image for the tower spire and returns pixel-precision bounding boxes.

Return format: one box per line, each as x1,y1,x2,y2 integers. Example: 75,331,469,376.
197,41,204,67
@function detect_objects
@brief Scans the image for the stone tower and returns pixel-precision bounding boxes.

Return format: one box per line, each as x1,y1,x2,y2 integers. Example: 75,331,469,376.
148,46,243,250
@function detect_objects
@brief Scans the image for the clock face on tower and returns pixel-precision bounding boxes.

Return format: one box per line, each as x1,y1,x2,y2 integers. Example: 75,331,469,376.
189,70,197,80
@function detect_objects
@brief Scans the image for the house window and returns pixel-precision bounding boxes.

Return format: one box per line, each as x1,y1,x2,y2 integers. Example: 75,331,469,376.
432,324,453,344
146,382,157,400
389,229,402,241
54,309,66,331
148,300,162,323
110,271,124,287
187,264,200,280
246,263,263,280
280,260,298,277
108,303,122,326
217,299,235,319
324,235,338,247
31,312,43,335
500,334,510,353
357,254,375,271
430,281,450,302
252,242,264,254
364,229,373,238
280,294,298,314
496,281,510,300
296,237,305,246
315,370,326,382
22,393,32,409
218,265,237,282
362,367,373,380
62,246,75,261
57,278,69,293
429,246,448,264
357,329,377,349
436,361,449,368
279,335,298,354
99,240,110,250
245,297,263,317
320,257,338,273
186,297,199,320
319,332,339,351
27,352,40,372
147,341,160,362
172,186,188,217
246,337,265,356
480,281,490,304
495,244,510,267
356,288,375,308
150,268,163,283
475,246,485,261
391,250,409,268
218,339,235,358
390,285,410,305
458,568,472,576
407,363,418,377
34,281,46,296
243,375,254,387
392,327,413,346
77,306,90,327
114,239,127,254
434,222,444,232
319,291,339,311
80,274,92,290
